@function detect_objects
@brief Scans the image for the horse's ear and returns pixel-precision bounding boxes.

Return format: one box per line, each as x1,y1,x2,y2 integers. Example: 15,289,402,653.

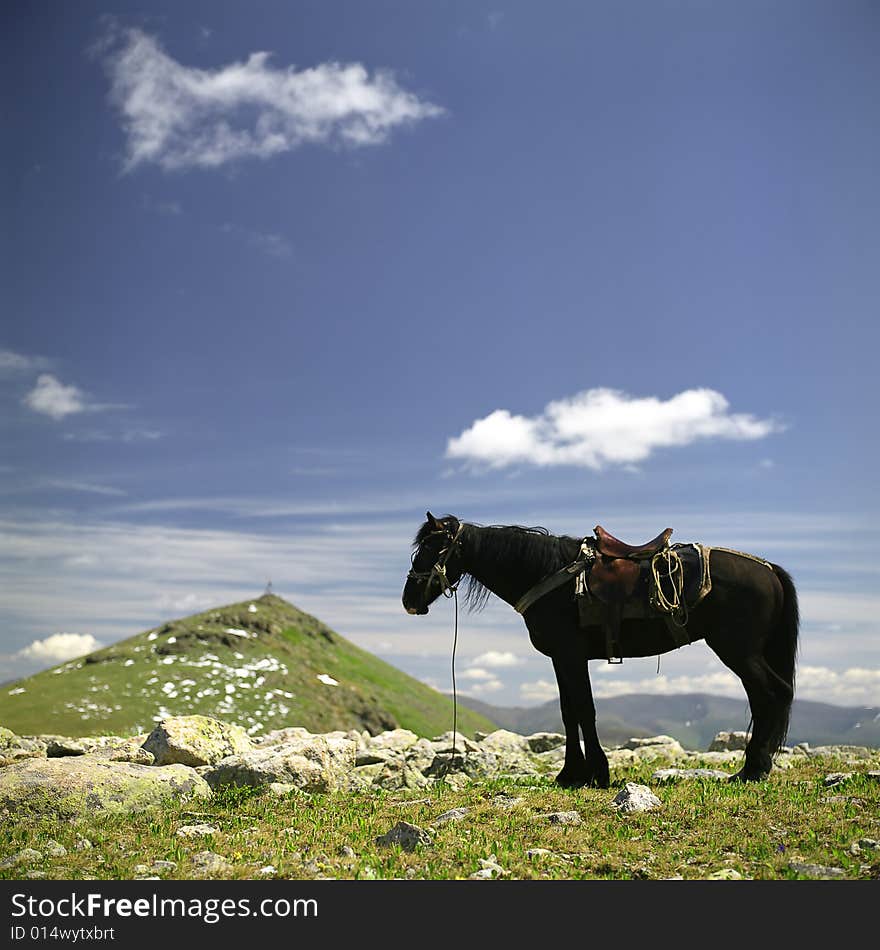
426,511,440,529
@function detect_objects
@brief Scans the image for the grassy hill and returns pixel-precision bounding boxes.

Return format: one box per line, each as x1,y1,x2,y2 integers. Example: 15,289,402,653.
0,594,496,740
460,692,880,749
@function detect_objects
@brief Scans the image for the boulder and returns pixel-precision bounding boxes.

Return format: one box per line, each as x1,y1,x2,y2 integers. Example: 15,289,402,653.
203,734,356,792
141,716,254,767
0,756,211,818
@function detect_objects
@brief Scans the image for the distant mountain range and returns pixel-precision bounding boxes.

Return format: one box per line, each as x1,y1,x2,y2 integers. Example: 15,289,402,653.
459,692,880,750
0,594,496,740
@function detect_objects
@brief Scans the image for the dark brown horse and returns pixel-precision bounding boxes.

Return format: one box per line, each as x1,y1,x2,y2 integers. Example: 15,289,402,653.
402,512,799,786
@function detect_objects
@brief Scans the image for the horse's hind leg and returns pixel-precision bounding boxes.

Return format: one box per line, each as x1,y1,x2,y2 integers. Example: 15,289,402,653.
713,651,793,781
551,653,610,789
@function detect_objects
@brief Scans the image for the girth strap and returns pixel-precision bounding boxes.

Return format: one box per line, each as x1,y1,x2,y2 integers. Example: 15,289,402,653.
514,549,592,615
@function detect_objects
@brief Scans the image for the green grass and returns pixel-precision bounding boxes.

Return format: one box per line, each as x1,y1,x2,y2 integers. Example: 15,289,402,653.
0,594,495,740
3,754,878,881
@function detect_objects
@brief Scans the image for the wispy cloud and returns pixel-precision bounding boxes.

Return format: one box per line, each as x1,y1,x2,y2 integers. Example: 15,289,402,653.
447,388,783,471
101,27,445,172
0,348,50,374
23,375,130,421
42,479,127,497
62,428,163,443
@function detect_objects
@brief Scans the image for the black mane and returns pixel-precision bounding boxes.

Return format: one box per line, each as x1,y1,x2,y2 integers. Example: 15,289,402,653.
462,522,580,612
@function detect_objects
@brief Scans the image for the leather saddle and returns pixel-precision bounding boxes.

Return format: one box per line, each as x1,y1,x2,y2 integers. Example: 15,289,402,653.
587,525,673,662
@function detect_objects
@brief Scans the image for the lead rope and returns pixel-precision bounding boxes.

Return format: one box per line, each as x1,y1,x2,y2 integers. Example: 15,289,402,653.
450,586,459,772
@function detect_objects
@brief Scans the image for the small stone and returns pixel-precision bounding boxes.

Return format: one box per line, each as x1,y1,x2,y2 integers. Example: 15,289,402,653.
191,850,231,875
823,772,854,787
375,821,432,852
706,868,745,880
611,783,662,813
526,848,553,860
543,810,582,825
789,861,845,879
176,823,219,838
74,837,93,851
0,849,43,870
338,845,356,859
256,865,277,877
432,807,470,825
44,840,67,858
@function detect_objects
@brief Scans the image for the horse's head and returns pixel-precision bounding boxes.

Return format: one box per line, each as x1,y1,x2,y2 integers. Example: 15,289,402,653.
402,511,465,615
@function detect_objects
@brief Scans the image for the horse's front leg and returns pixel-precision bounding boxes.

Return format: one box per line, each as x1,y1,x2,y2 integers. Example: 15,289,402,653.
551,654,610,789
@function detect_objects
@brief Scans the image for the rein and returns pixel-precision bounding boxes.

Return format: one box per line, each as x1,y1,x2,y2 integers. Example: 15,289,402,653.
408,523,465,773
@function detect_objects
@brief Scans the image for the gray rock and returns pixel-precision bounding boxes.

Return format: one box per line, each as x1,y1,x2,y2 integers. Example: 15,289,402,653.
0,848,43,870
526,732,565,753
44,840,67,858
203,735,355,792
611,782,662,813
190,851,232,876
823,772,854,787
375,821,433,851
789,861,845,879
176,823,219,838
708,731,750,752
432,807,470,825
542,810,582,825
142,716,254,767
469,855,506,879
0,756,210,817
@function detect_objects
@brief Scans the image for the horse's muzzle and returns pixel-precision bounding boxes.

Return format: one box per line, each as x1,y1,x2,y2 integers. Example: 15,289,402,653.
406,605,428,615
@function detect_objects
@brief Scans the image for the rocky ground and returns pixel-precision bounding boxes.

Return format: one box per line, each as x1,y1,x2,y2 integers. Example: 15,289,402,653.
2,716,878,819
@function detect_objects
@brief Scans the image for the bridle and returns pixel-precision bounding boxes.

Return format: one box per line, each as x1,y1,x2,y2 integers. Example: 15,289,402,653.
407,522,466,600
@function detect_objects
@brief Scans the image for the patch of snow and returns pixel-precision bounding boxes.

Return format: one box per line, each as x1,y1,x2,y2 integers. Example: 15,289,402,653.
8,687,26,695
161,657,175,665
248,604,258,613
225,628,250,638
147,632,157,641
167,636,177,644
124,659,135,667
225,684,236,694
317,674,339,687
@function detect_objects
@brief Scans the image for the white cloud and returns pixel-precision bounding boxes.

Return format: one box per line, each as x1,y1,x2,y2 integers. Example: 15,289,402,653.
13,632,101,664
23,375,86,420
470,650,523,668
460,667,495,681
0,349,49,374
447,388,782,471
23,375,131,421
520,679,559,703
102,28,444,172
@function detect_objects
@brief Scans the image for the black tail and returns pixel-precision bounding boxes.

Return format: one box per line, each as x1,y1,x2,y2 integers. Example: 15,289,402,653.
765,564,800,746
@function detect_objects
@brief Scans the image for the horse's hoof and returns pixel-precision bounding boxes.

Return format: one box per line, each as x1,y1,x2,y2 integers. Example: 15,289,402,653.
728,768,770,783
587,774,611,789
555,770,588,789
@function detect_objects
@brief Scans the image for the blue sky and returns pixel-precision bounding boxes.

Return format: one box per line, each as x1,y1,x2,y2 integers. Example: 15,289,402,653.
2,1,879,711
